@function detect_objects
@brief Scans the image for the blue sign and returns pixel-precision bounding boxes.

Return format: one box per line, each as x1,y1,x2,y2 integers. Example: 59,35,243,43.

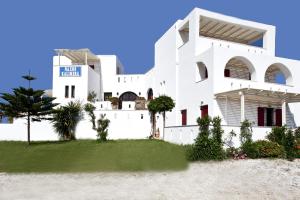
59,66,81,77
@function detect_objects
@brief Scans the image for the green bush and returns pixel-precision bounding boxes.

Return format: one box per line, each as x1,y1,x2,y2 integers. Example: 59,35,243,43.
254,140,285,158
283,130,296,161
266,126,287,145
240,120,253,144
191,136,225,161
96,114,110,142
189,116,225,161
241,141,258,158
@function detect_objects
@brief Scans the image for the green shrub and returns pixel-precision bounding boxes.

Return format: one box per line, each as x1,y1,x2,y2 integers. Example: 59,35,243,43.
241,141,258,158
254,140,285,158
211,116,223,145
184,144,195,161
190,116,225,161
240,120,253,144
96,114,110,142
283,130,296,161
192,136,225,161
225,147,238,159
266,126,287,145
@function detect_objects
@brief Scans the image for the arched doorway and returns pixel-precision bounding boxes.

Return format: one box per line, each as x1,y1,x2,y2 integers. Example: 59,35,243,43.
118,91,138,109
147,88,153,100
224,56,255,80
264,63,292,85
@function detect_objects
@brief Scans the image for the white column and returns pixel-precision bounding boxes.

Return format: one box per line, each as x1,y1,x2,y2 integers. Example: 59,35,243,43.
282,100,286,125
58,53,61,66
239,92,245,122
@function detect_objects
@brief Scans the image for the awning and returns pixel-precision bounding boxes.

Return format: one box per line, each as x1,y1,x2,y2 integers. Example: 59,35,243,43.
215,88,300,104
200,16,265,45
54,48,99,64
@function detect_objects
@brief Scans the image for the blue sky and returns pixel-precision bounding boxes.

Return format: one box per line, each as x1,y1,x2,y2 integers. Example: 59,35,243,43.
0,0,299,92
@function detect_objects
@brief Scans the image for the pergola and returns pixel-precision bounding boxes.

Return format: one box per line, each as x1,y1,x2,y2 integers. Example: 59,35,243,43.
215,88,300,125
55,48,100,65
200,16,265,45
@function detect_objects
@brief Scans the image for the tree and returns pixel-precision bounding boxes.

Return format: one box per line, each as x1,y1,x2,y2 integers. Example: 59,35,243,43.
87,91,97,103
84,103,96,129
52,101,83,140
147,95,175,139
0,74,57,145
96,114,110,141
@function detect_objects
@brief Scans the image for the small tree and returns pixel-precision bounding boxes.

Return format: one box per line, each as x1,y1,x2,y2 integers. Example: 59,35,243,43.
52,101,82,140
211,116,223,145
0,73,57,145
87,91,97,103
240,119,253,145
96,114,110,141
147,95,175,139
84,103,96,129
190,116,225,161
283,129,296,161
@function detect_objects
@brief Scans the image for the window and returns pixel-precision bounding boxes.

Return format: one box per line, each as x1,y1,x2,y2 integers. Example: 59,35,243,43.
71,85,75,98
257,107,282,126
104,92,112,101
181,109,187,126
201,105,208,118
65,85,69,98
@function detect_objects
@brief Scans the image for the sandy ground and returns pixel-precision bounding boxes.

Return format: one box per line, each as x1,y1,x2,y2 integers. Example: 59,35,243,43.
0,159,299,200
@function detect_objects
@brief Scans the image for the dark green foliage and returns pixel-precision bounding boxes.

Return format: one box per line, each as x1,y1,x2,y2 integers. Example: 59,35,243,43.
84,103,96,129
283,130,296,161
211,116,223,145
197,116,210,137
0,74,58,145
266,126,287,145
266,126,297,160
254,140,285,158
189,116,225,161
192,136,225,161
96,114,110,141
241,141,258,158
240,119,253,144
52,101,82,140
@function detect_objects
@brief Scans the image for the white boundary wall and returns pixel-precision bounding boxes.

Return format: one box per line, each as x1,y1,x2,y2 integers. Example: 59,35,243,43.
164,125,271,147
0,110,151,141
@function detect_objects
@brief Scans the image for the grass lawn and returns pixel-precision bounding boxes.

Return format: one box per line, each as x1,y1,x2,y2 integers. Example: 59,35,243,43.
0,139,188,173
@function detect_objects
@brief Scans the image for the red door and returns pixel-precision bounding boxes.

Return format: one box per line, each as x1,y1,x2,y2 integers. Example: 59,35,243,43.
257,107,265,126
224,69,230,77
201,105,208,118
275,109,282,126
181,110,187,126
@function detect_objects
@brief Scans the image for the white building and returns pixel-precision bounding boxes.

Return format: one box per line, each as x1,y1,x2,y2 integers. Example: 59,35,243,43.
2,8,300,145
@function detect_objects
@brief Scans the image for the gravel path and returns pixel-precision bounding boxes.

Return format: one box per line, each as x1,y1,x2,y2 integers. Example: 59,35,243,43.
0,159,299,200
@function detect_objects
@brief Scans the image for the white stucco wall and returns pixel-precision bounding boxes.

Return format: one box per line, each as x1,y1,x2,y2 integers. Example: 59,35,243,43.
0,110,151,141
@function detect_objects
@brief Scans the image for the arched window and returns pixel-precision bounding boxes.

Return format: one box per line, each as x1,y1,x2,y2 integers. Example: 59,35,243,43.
264,63,292,85
224,57,255,80
118,91,138,109
196,62,208,82
147,88,153,100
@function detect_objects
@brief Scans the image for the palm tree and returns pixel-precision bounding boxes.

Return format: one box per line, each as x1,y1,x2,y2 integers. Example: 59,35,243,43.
52,101,82,140
0,74,57,145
